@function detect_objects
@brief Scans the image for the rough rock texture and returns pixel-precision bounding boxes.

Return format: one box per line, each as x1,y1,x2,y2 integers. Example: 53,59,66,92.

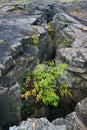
65,112,87,130
0,77,21,129
75,97,87,115
9,118,67,130
0,0,87,129
52,117,79,130
52,2,87,102
0,2,56,81
9,97,87,130
0,2,60,129
52,97,87,130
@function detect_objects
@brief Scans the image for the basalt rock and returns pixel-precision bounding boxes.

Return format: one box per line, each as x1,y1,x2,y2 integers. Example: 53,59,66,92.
53,2,87,102
9,118,67,130
9,97,87,130
0,76,21,129
0,1,87,129
0,2,56,81
75,97,87,115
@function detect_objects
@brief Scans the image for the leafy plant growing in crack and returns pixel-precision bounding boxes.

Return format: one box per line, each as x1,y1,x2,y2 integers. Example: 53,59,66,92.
48,23,55,39
21,61,71,107
29,34,39,45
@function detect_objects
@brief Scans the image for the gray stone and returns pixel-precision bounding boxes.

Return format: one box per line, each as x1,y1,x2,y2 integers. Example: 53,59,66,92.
58,48,78,64
32,25,46,35
9,118,67,130
10,42,23,57
0,76,21,127
37,33,54,61
52,118,78,130
67,66,86,73
0,2,87,130
79,48,87,62
53,3,87,104
72,57,85,68
0,56,15,75
75,97,87,115
58,48,86,68
65,112,87,130
59,70,75,88
0,5,15,15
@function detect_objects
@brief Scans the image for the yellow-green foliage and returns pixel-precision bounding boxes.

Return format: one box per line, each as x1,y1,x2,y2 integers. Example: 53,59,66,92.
21,61,70,107
48,23,55,39
12,4,20,10
30,35,39,45
60,39,72,47
59,81,71,96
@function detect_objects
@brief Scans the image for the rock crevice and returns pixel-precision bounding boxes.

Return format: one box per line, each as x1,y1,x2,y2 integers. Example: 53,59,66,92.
0,1,87,129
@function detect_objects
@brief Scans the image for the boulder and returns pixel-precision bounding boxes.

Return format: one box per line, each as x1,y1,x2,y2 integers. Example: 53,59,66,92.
65,97,87,130
9,118,67,130
53,3,87,102
52,118,78,130
75,97,87,115
0,76,21,128
65,112,87,130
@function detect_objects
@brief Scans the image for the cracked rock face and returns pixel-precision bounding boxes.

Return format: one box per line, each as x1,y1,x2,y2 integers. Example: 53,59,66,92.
52,2,87,102
75,97,87,115
0,0,87,129
0,76,21,129
0,2,56,79
9,97,87,130
9,118,67,130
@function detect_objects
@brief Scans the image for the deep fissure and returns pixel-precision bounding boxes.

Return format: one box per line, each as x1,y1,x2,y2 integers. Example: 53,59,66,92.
0,1,87,129
20,8,77,121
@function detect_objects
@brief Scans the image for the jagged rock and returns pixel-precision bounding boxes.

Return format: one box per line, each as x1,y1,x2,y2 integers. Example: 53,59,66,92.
52,118,78,130
0,5,15,14
9,97,87,130
65,112,87,130
0,76,21,128
75,97,87,115
65,97,87,129
0,2,55,81
9,118,67,130
58,48,86,68
53,2,87,102
0,1,87,130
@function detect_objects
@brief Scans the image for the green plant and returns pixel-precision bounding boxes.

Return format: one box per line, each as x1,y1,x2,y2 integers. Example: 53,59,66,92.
30,35,39,45
21,61,70,107
60,39,72,47
47,23,55,39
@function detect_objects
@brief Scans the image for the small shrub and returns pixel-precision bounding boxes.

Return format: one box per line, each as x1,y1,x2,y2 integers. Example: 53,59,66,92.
48,23,55,39
30,35,39,45
21,61,70,107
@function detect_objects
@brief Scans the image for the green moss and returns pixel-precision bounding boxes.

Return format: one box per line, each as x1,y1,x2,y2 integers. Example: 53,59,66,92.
30,35,39,45
60,39,72,47
48,23,55,39
12,4,20,10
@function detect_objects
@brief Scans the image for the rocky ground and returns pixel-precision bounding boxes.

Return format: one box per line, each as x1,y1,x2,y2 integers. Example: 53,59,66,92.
9,97,87,130
0,0,87,130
